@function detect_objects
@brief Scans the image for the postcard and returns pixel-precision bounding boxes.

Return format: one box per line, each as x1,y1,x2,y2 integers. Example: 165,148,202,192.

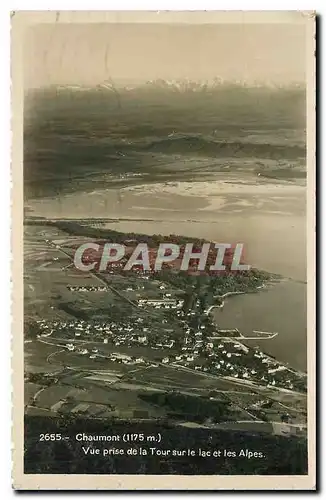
11,10,316,490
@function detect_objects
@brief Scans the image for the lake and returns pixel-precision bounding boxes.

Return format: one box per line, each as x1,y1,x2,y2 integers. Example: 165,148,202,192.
214,280,306,371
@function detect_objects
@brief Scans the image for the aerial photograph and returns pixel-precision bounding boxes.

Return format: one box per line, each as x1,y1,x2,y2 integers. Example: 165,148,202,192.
22,18,308,475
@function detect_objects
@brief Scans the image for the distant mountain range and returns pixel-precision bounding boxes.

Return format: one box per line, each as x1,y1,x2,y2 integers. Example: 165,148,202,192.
143,78,304,91
31,78,305,95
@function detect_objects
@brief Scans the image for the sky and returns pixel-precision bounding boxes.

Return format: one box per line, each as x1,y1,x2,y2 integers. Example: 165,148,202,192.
24,22,307,88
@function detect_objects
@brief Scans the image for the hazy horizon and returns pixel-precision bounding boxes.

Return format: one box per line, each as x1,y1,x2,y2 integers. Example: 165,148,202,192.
24,22,306,89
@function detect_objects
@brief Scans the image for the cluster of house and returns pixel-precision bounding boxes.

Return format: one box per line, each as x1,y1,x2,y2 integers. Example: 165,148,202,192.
158,331,297,390
35,316,301,392
160,337,254,379
137,298,184,309
65,344,150,366
36,318,152,345
65,345,99,360
67,285,109,292
36,318,114,339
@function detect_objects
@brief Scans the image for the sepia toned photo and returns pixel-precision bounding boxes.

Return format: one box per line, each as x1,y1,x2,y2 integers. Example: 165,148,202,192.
12,11,316,490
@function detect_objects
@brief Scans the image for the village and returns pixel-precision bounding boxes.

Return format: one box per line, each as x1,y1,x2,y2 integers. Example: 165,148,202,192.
34,304,306,394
